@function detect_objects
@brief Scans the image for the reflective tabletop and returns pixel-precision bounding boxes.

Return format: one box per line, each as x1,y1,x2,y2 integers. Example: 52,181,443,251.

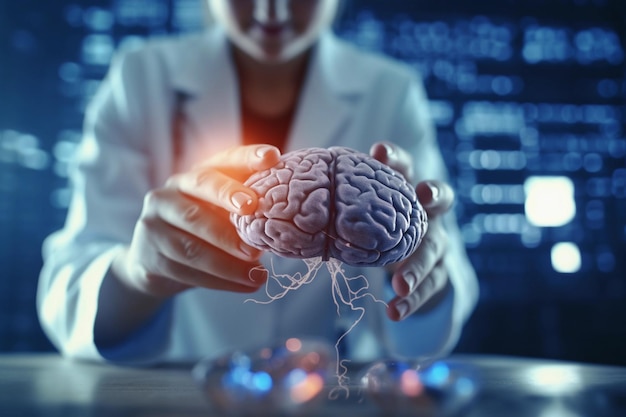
1,353,625,416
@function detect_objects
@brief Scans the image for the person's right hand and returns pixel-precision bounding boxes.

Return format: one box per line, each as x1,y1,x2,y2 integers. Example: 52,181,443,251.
112,145,281,299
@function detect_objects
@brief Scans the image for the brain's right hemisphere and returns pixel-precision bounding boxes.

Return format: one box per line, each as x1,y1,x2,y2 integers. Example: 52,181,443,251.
231,146,428,267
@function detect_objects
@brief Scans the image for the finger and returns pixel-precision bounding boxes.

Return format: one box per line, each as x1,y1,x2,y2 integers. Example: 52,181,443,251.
198,145,281,180
390,218,447,297
144,260,266,296
164,253,268,292
386,261,448,321
139,274,192,298
141,216,267,289
170,168,258,215
145,188,262,261
416,180,454,218
168,145,281,216
369,142,414,183
180,201,263,261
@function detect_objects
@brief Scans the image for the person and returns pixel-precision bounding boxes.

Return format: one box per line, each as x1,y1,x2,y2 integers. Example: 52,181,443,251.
37,0,478,364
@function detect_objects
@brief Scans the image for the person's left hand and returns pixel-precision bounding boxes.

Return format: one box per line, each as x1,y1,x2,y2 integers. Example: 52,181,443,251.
370,142,453,321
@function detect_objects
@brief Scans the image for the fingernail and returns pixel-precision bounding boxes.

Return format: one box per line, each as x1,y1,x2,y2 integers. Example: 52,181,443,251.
404,271,417,294
255,146,275,159
383,143,394,157
427,182,440,202
250,268,268,283
231,192,253,210
395,300,409,319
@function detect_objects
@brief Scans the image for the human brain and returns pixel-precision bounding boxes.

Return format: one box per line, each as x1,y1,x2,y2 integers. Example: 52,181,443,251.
231,146,428,267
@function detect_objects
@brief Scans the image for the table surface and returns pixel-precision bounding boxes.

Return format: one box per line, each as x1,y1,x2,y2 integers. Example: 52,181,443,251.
1,353,625,417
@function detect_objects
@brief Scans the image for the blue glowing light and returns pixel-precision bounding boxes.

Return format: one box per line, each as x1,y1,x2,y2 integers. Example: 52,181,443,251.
455,376,476,397
252,371,273,393
285,368,308,388
222,368,273,395
421,362,451,387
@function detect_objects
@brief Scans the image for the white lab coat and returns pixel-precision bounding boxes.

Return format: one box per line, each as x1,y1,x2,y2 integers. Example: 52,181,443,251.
37,27,478,364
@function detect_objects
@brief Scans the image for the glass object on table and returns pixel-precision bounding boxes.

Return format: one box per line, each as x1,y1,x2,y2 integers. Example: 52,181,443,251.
360,359,480,416
192,338,334,416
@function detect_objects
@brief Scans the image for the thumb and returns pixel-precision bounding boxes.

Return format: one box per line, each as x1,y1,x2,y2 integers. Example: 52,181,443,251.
416,180,454,218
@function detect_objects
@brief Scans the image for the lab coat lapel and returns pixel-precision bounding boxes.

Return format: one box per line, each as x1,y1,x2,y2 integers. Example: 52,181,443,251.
171,28,241,167
169,29,370,160
288,32,365,152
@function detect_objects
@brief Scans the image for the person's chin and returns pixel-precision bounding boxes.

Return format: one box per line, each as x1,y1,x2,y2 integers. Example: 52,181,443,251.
250,45,298,65
239,36,309,65
258,47,286,63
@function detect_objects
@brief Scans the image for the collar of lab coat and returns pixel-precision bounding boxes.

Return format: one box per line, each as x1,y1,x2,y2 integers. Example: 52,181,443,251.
168,26,372,154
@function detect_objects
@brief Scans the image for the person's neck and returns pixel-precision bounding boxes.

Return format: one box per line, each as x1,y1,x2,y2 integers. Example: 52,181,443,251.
233,47,311,118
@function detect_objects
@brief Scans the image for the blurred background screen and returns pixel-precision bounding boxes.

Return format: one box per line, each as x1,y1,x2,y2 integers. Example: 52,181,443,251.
1,0,625,364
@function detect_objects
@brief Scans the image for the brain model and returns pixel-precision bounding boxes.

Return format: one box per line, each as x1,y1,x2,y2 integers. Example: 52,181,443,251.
232,146,428,266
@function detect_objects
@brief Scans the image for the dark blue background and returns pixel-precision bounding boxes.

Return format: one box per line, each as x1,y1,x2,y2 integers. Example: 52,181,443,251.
1,0,625,364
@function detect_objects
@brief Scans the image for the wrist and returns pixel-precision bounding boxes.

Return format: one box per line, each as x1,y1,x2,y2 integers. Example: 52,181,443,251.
96,248,168,347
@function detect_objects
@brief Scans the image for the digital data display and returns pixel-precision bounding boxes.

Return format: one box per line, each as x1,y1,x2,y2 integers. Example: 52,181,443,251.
1,0,624,363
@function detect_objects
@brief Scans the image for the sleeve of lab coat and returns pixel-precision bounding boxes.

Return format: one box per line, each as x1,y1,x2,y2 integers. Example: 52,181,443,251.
36,47,173,363
382,74,479,360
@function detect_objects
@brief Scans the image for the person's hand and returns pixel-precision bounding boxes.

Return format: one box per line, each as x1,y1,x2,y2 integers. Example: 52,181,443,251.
370,142,453,321
112,145,281,299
